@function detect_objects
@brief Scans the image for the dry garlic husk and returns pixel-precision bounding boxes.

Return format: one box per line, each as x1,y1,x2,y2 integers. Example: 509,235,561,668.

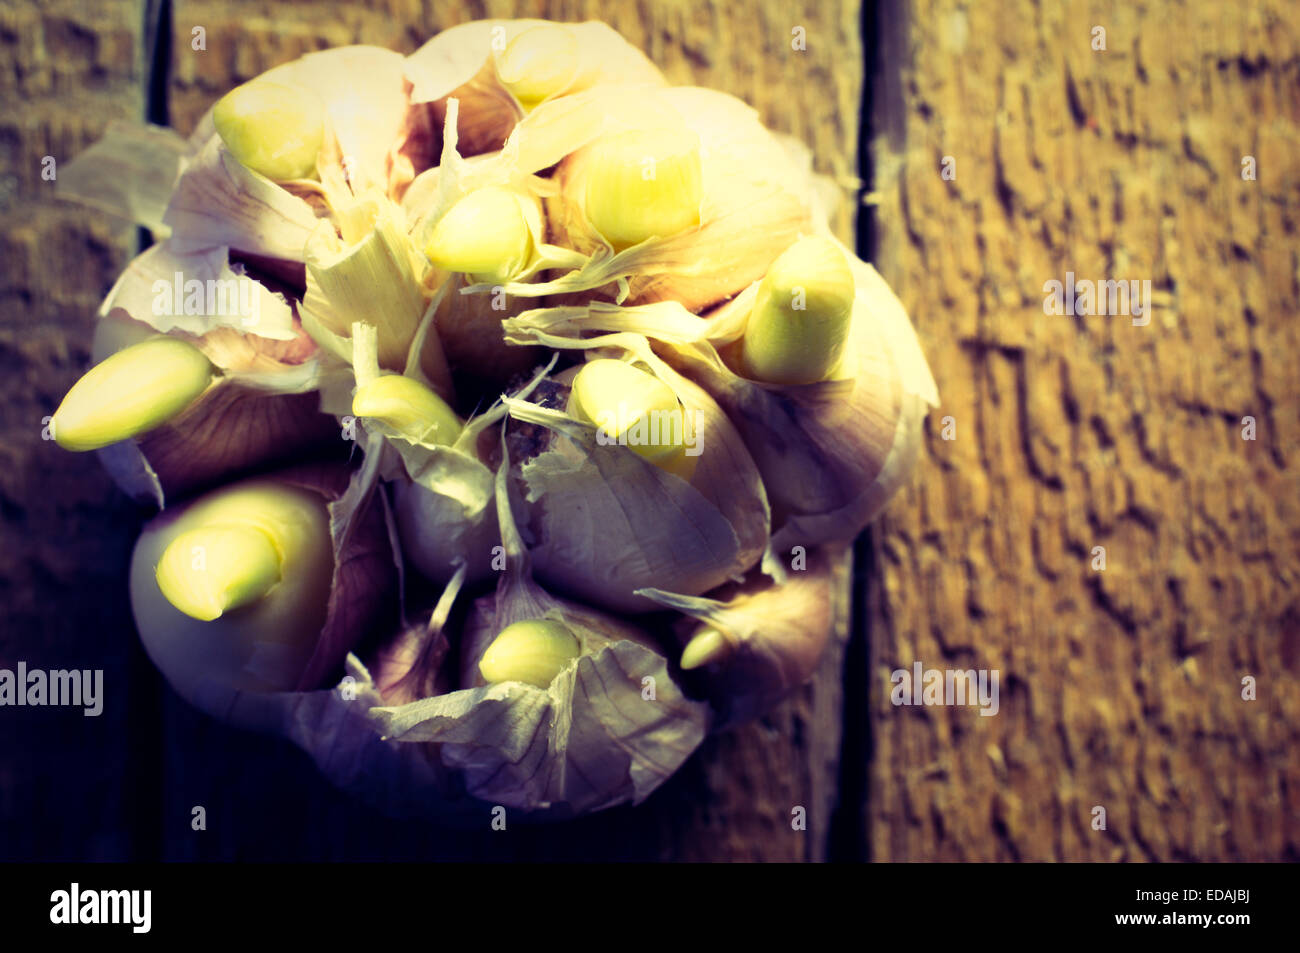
638,547,837,726
500,328,770,613
129,465,398,719
504,237,938,572
300,189,455,398
368,438,710,814
401,19,666,161
57,120,191,236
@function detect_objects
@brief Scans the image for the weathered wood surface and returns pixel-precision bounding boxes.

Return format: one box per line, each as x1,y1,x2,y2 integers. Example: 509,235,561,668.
0,0,863,860
867,0,1300,860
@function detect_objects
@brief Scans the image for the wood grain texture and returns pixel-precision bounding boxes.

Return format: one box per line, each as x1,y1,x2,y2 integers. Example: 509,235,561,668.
866,0,1300,861
0,0,160,862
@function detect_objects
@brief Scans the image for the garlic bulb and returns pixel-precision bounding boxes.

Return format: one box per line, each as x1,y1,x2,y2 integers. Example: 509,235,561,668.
130,466,398,717
369,435,710,813
50,17,941,822
501,329,769,613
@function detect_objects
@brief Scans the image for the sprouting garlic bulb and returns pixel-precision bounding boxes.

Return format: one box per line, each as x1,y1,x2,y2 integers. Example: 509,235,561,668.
369,437,710,813
52,17,939,820
502,332,769,613
129,467,398,716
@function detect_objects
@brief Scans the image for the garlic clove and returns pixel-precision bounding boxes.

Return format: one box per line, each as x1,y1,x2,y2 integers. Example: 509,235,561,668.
581,127,703,252
370,432,711,814
424,186,534,284
352,374,463,447
502,332,769,614
638,546,839,726
738,235,855,385
494,23,580,110
52,336,216,451
155,525,282,621
213,79,325,182
130,478,335,696
478,619,581,687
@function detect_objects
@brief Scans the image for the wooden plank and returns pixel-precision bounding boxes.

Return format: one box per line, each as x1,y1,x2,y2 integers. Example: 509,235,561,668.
867,0,1300,860
0,0,153,862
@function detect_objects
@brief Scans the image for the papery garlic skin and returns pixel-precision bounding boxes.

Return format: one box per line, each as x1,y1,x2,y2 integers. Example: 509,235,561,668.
213,80,324,181
302,192,454,397
52,337,216,451
393,476,500,585
129,479,334,699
